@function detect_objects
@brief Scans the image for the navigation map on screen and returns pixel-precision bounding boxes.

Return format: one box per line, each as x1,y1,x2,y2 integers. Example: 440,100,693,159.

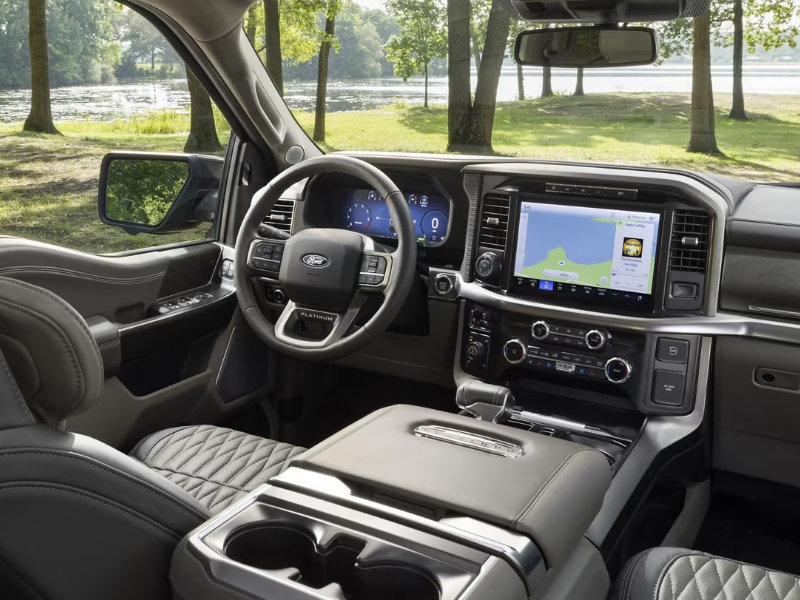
513,203,660,296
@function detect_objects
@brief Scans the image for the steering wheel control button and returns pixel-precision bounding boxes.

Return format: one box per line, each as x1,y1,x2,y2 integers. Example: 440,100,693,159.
656,338,689,364
653,370,686,406
503,339,528,365
358,255,388,287
531,320,550,341
585,329,607,351
605,357,633,384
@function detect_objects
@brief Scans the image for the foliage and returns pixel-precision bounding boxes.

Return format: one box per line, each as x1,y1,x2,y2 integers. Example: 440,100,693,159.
385,0,447,80
106,159,188,225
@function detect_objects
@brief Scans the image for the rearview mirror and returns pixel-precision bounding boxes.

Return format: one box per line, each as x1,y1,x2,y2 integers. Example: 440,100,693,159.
514,26,658,68
98,152,223,235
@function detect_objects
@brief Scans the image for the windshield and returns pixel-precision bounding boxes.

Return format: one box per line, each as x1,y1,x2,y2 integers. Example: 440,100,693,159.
259,0,799,183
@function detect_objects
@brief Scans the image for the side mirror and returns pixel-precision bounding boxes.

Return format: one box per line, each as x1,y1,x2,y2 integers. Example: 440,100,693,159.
98,152,223,235
515,26,658,69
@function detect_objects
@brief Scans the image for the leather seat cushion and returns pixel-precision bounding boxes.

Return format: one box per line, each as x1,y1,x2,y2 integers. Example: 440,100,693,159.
132,425,306,513
614,547,800,600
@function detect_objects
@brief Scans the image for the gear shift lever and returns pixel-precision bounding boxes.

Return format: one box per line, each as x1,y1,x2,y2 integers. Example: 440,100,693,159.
456,381,513,424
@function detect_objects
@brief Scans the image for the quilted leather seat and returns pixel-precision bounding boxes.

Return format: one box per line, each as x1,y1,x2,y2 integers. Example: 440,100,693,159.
613,547,800,600
132,425,306,512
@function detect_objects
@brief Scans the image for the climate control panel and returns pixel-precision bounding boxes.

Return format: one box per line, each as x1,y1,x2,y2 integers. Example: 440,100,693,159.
462,304,641,389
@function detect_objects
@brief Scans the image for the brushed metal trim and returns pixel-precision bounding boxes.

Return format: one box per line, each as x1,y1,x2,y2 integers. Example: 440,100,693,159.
414,424,524,458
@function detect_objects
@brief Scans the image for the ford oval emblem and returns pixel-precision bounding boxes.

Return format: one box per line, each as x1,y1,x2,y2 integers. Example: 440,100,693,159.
302,254,329,268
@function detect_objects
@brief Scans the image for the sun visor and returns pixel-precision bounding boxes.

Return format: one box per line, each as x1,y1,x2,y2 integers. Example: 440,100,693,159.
498,0,710,23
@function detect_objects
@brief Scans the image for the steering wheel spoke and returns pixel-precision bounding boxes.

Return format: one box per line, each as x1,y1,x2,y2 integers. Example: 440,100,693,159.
245,238,286,279
274,295,368,349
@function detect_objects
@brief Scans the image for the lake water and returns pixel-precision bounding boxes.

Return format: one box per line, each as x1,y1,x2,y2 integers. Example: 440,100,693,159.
0,63,797,123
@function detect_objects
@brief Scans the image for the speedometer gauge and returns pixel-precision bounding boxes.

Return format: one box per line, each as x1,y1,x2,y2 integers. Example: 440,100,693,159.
345,202,372,231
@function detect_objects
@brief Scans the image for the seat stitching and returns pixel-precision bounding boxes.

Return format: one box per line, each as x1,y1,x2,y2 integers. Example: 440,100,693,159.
625,548,660,600
0,350,35,424
514,449,596,526
0,277,103,401
0,449,208,519
0,483,181,539
0,299,85,415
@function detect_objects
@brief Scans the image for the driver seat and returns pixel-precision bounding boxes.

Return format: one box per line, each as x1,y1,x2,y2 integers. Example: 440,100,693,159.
0,276,304,598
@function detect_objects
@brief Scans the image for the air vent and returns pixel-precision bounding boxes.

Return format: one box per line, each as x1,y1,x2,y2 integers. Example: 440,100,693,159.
669,210,710,273
478,192,511,251
265,198,295,233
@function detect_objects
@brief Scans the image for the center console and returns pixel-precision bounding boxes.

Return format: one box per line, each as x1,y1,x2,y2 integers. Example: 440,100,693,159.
171,406,612,600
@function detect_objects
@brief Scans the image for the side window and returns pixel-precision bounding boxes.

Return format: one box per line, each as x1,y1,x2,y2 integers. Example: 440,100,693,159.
0,2,230,254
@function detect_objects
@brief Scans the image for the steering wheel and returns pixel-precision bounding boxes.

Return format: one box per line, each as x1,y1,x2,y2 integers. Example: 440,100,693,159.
234,155,417,360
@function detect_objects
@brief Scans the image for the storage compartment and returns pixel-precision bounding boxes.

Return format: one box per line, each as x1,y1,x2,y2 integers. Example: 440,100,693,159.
118,332,215,396
225,524,438,600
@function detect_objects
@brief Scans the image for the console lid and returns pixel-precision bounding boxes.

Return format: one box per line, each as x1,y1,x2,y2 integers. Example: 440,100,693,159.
293,405,611,568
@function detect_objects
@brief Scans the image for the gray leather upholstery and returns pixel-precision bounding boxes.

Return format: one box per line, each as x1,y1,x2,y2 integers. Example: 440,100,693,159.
0,276,103,426
132,424,306,512
295,404,611,568
613,547,800,600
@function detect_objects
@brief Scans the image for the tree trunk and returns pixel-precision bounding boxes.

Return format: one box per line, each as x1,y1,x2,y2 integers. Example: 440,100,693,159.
473,47,481,72
574,67,584,96
264,0,284,95
516,62,525,101
245,3,257,46
729,0,746,120
24,0,58,134
184,67,222,153
313,16,335,142
447,0,472,152
541,65,553,97
469,2,510,149
151,49,155,71
687,11,720,154
424,61,429,108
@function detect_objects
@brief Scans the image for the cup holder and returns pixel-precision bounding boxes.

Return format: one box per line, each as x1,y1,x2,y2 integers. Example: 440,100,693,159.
224,524,441,600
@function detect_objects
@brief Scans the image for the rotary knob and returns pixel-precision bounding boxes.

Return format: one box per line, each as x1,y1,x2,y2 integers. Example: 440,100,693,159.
466,340,486,362
605,357,633,384
475,252,501,282
503,339,527,365
585,329,607,351
531,320,550,341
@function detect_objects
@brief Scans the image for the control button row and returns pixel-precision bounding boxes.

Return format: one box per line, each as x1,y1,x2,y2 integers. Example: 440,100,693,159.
527,347,606,369
358,255,388,286
252,242,283,274
469,307,492,332
523,356,606,379
156,292,214,314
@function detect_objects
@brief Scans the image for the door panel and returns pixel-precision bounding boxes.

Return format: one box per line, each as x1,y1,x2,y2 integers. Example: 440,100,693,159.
0,236,259,448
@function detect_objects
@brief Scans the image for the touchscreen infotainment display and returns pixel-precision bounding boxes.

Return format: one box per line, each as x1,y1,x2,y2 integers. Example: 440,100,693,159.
510,202,661,309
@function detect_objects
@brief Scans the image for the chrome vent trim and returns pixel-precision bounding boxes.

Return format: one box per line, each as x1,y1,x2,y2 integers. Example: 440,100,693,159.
478,191,511,251
669,210,710,273
462,173,482,282
265,198,295,233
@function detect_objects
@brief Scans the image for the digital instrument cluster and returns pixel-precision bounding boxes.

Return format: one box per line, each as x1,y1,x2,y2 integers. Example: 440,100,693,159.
339,188,451,246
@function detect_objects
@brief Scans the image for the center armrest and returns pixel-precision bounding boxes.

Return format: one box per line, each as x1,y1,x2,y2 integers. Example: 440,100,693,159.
292,404,611,569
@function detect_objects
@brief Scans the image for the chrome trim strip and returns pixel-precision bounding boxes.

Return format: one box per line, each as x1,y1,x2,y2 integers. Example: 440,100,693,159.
414,424,524,458
748,305,800,320
456,276,800,345
271,467,546,592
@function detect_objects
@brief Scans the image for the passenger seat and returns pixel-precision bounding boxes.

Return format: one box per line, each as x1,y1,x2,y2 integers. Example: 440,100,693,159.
613,547,800,599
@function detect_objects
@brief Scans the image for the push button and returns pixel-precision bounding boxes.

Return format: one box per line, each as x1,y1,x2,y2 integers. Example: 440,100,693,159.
656,338,689,364
653,370,686,406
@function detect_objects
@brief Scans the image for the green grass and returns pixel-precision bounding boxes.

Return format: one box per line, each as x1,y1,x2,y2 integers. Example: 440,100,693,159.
0,112,230,254
294,92,800,182
1,92,798,254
